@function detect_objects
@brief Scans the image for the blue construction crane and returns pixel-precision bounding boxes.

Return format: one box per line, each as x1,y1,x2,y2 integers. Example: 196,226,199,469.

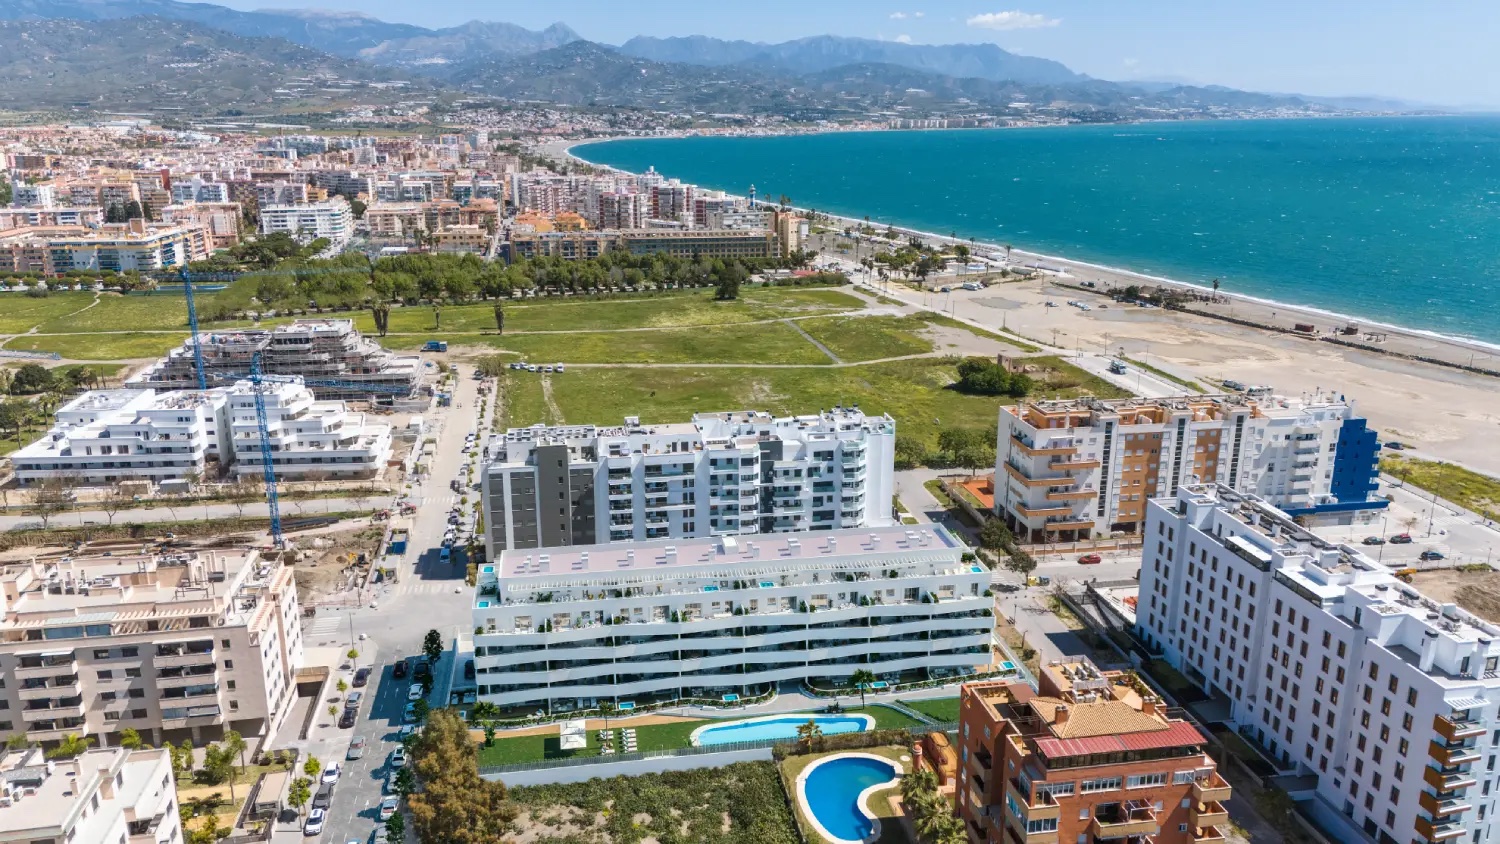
178,268,207,390
248,352,285,548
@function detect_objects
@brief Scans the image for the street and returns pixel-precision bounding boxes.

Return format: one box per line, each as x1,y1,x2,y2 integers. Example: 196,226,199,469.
276,364,491,844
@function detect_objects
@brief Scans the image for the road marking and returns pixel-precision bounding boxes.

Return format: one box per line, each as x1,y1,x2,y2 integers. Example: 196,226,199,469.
308,617,341,636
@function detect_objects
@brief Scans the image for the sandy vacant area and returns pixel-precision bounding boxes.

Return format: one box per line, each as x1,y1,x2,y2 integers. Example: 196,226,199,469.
1409,570,1500,624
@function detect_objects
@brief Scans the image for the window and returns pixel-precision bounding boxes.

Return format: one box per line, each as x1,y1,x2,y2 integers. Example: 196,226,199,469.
1081,777,1122,793
1127,773,1166,788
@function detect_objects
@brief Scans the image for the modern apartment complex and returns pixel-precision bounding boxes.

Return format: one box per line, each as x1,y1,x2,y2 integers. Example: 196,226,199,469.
0,547,302,749
956,658,1231,844
0,219,210,274
506,227,780,261
1138,484,1500,844
480,409,895,556
0,746,182,844
994,393,1383,542
257,198,353,249
131,318,422,401
471,524,991,711
224,378,393,480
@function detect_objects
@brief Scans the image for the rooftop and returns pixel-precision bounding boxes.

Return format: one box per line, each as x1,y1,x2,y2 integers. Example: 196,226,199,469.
0,746,168,838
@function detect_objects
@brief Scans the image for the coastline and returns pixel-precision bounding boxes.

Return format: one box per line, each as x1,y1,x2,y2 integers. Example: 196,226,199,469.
560,137,1500,369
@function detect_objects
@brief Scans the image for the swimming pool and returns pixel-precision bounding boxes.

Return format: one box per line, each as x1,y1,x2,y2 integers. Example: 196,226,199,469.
798,753,901,844
689,713,874,746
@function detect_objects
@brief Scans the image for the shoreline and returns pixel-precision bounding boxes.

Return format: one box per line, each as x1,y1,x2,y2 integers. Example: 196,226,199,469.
559,137,1500,368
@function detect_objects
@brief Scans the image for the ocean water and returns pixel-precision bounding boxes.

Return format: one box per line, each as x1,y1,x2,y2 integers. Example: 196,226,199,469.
576,117,1500,343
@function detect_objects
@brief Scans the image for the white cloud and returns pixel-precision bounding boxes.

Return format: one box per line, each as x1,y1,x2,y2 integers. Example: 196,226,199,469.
914,11,924,17
895,33,913,43
889,11,907,19
966,11,1061,31
1123,57,1139,68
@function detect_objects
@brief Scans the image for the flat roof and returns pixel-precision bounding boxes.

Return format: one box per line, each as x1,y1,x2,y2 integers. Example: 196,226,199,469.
495,524,961,579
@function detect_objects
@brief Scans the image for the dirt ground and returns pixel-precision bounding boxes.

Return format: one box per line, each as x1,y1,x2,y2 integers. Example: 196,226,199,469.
1409,569,1500,623
291,524,385,603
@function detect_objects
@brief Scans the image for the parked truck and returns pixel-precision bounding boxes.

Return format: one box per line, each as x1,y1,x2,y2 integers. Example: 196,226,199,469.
385,523,411,557
423,340,448,352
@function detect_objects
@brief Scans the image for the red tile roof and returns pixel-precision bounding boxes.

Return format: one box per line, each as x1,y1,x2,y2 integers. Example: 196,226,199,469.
1034,721,1207,759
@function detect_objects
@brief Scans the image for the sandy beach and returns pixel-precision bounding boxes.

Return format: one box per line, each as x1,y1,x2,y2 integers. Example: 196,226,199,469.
558,138,1500,476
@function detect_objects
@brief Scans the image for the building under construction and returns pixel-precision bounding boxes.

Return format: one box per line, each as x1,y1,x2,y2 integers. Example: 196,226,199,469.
129,318,423,401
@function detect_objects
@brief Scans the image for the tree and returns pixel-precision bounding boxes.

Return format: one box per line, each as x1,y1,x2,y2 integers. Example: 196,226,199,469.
336,678,348,694
172,739,195,779
9,363,56,395
99,483,132,527
28,474,78,530
4,735,29,752
394,765,415,798
201,742,236,800
795,719,822,750
423,629,444,664
223,729,247,772
45,733,94,759
411,699,430,726
849,668,877,709
302,757,321,780
371,302,390,337
432,304,441,329
187,813,222,844
286,777,312,818
384,810,405,841
493,302,505,334
118,728,144,750
1005,550,1039,581
599,701,616,738
978,519,1015,554
405,709,515,844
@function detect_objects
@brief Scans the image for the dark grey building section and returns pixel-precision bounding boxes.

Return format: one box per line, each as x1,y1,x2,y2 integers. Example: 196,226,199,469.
510,475,540,549
569,467,596,545
534,443,574,547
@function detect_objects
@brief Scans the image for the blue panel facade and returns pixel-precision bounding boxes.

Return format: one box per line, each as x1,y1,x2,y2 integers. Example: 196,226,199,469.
1330,416,1381,504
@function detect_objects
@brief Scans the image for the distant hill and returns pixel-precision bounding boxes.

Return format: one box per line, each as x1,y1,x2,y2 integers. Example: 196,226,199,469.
619,34,1086,85
0,16,426,113
355,20,581,67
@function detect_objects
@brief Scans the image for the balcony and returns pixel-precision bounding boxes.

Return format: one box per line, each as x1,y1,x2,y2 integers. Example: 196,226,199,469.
1048,457,1101,471
158,669,217,689
1003,463,1069,488
1418,791,1472,818
21,701,85,722
1191,773,1232,804
1424,767,1477,792
14,655,76,678
1430,741,1482,766
1415,817,1467,842
1005,777,1059,822
1045,487,1097,501
1190,801,1229,829
1010,434,1077,457
1042,518,1094,531
1016,503,1075,518
1192,827,1226,844
1090,800,1159,839
1434,714,1486,741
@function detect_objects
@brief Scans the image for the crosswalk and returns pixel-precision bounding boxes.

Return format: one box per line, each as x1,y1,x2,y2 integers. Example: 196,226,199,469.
307,616,342,637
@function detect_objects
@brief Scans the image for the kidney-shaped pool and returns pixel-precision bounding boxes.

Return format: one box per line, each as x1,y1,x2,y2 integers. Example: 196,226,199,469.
797,753,901,844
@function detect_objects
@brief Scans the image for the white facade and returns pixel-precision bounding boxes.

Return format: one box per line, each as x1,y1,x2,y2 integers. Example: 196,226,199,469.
258,198,353,248
1138,485,1500,844
0,746,182,844
995,393,1382,542
226,378,392,480
472,525,991,710
170,177,230,204
10,183,55,208
482,409,896,557
9,389,230,487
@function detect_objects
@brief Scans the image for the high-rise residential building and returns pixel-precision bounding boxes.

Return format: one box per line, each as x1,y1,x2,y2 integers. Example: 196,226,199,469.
472,524,990,711
0,745,182,844
650,179,693,223
0,547,302,748
481,409,895,556
224,378,393,480
597,190,648,230
1138,484,1500,844
0,207,103,229
258,198,353,249
956,658,1231,844
170,177,231,204
253,180,308,207
994,393,1384,543
131,318,422,401
43,219,209,273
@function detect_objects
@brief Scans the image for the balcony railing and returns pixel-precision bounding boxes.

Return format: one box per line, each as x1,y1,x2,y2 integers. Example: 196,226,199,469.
1434,714,1486,741
1414,817,1466,842
1190,800,1228,830
1191,773,1232,804
1090,800,1159,838
1430,741,1482,766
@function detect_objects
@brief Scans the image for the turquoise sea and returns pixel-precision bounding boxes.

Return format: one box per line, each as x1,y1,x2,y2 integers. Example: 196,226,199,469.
576,117,1500,344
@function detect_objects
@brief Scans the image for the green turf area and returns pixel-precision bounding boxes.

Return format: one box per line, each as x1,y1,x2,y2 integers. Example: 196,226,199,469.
1382,455,1500,521
507,761,798,844
9,332,186,361
498,371,556,427
398,322,831,365
1026,355,1134,399
35,293,188,333
477,718,705,766
899,697,961,722
0,292,95,333
537,358,1002,451
795,314,935,361
855,705,926,730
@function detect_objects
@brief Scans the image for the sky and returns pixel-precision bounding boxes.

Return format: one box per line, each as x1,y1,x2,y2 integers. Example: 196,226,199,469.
222,0,1500,107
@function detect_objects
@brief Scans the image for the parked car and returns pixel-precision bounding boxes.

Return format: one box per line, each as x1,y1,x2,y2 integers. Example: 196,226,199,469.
303,808,326,836
390,746,407,768
1389,533,1414,544
344,691,363,711
313,785,333,810
1362,536,1386,546
1078,553,1102,565
392,659,409,679
1384,441,1406,450
338,710,356,729
385,770,400,793
347,736,367,760
1419,550,1446,561
407,683,425,702
353,667,371,687
402,702,418,724
321,764,341,785
379,795,400,821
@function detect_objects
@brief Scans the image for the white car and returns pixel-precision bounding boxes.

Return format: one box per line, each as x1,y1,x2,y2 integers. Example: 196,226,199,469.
389,746,407,768
379,795,400,821
303,808,326,836
320,764,340,785
407,683,424,701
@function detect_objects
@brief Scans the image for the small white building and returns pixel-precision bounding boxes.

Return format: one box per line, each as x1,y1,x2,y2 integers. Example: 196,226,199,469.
0,746,182,844
472,524,991,711
225,378,392,480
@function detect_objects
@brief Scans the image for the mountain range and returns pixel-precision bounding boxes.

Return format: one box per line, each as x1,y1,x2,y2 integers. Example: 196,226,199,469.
0,0,1406,118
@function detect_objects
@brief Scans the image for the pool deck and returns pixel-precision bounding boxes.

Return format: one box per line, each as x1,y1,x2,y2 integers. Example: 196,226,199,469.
489,713,700,738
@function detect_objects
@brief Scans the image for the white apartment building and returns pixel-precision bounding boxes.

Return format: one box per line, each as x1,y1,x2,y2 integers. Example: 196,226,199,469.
481,409,895,556
0,746,182,844
258,198,353,249
253,180,308,207
9,389,231,487
1138,485,1500,844
995,393,1384,543
0,547,301,749
170,177,231,204
225,378,392,480
0,207,102,229
10,183,56,208
45,220,209,273
472,524,991,711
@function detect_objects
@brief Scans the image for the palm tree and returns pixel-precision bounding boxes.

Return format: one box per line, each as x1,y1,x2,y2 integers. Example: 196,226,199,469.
599,701,616,740
795,719,822,750
1004,243,1013,260
45,733,94,759
850,668,877,710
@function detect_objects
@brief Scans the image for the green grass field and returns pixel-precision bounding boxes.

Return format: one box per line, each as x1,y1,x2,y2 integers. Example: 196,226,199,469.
1026,355,1134,400
404,322,832,365
1382,455,1500,521
899,697,961,722
498,371,557,427
795,314,935,361
35,293,188,333
9,332,186,360
0,292,96,333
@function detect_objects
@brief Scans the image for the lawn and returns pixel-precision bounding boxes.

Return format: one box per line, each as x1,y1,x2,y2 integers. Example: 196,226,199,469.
795,315,935,362
6,331,186,360
397,321,831,365
1025,355,1134,399
539,358,1003,451
899,697,961,723
507,760,799,844
35,292,189,333
498,371,556,427
0,292,95,333
476,717,706,767
1382,455,1500,522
